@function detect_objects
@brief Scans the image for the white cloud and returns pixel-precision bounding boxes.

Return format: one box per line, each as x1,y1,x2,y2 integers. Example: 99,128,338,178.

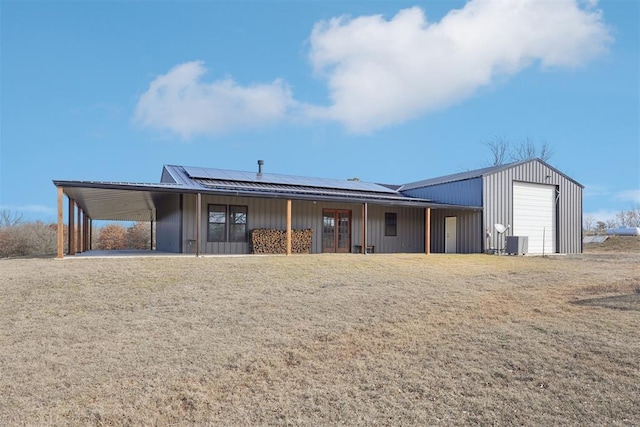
133,1,612,137
134,61,297,138
583,184,611,198
583,209,619,223
615,189,640,205
309,0,612,133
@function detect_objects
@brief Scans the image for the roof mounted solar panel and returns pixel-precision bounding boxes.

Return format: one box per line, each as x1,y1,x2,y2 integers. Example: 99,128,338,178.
182,165,397,194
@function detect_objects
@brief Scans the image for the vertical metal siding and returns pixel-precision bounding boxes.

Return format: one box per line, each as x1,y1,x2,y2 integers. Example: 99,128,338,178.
365,205,424,253
179,194,430,254
402,178,483,206
483,160,583,254
430,209,483,253
155,194,181,253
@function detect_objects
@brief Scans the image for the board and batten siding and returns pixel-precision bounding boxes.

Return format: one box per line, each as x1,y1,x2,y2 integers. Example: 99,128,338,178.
179,194,427,254
365,205,425,253
155,193,182,253
483,160,583,254
429,209,483,253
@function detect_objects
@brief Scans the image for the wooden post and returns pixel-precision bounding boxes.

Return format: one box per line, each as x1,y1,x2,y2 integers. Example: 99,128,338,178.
425,207,431,255
56,187,64,259
286,199,292,255
68,199,75,255
150,220,154,250
77,208,82,253
195,193,201,256
362,203,368,254
83,213,89,253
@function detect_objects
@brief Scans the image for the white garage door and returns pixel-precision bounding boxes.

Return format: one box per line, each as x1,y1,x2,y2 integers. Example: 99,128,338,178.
513,182,556,254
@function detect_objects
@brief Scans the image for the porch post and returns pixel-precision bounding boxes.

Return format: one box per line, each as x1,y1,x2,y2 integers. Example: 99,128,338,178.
77,207,82,253
425,207,431,255
83,213,89,252
68,198,75,255
195,193,201,256
362,203,368,254
286,199,292,255
57,187,64,259
150,220,154,250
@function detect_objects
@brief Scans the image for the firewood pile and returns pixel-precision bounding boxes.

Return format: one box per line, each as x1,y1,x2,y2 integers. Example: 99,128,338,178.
251,228,313,254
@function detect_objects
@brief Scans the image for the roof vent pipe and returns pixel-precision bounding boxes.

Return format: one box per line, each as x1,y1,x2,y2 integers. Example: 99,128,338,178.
257,160,264,176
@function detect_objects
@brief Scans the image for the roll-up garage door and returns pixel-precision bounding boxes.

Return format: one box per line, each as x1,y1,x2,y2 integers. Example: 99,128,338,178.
513,182,556,254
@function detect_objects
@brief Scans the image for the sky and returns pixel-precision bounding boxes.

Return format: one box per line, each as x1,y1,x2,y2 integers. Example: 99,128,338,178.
1,0,638,225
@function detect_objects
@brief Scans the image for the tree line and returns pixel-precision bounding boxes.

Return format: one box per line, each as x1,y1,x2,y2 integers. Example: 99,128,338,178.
0,210,154,258
583,207,640,234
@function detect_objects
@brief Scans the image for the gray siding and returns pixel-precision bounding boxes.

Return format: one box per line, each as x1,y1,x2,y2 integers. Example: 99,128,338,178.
402,177,483,206
155,194,182,253
430,209,483,253
177,194,427,254
365,205,425,253
483,160,583,254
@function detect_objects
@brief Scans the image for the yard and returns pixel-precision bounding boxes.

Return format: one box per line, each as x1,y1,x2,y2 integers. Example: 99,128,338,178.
1,245,638,425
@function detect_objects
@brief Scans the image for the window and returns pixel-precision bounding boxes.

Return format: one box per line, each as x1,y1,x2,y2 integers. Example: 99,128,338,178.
385,212,397,236
229,205,247,242
208,205,226,242
208,204,248,242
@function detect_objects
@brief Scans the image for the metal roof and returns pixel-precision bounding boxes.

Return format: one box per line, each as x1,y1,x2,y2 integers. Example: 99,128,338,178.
400,158,584,190
194,178,422,202
54,164,482,222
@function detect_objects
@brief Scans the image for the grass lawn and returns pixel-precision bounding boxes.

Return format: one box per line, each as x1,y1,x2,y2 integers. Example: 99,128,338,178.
1,249,638,425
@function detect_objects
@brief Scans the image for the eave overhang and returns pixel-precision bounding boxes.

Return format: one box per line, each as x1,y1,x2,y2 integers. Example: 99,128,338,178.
53,179,481,222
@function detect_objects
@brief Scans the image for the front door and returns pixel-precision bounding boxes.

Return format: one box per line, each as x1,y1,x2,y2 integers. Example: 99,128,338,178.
323,209,351,253
445,216,457,253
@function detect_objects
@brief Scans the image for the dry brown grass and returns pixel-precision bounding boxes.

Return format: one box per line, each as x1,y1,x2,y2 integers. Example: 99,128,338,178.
584,235,640,253
1,251,639,426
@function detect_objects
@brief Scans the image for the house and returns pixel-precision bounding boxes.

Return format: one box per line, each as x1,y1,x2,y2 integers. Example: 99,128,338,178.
52,158,583,257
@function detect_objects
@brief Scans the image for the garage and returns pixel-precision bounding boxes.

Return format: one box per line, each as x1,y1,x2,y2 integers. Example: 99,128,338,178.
512,181,556,254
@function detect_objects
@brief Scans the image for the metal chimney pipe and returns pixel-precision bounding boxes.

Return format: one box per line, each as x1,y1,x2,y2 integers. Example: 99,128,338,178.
257,160,264,176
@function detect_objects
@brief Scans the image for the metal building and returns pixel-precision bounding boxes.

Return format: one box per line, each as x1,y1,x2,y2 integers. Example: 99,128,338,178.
52,158,583,257
400,158,584,254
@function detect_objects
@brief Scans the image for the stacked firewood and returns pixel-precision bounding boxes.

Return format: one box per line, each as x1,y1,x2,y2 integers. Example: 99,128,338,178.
251,228,313,254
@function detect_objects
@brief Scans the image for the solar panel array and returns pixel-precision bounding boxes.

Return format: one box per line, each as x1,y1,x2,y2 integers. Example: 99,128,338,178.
583,235,609,243
183,166,398,194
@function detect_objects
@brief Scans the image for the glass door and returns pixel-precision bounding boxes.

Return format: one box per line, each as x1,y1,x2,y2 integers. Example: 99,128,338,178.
322,209,351,253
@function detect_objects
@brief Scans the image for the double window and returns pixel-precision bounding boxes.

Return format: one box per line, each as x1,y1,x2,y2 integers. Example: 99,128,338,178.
208,204,248,242
385,212,397,236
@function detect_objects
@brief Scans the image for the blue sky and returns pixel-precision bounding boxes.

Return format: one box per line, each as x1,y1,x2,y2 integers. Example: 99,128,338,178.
1,0,638,224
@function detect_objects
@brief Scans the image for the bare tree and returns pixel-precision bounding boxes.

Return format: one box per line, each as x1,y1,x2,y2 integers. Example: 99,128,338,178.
616,206,640,227
96,224,128,250
605,219,618,230
0,221,60,257
511,139,554,162
583,215,595,233
0,209,24,228
127,222,151,249
483,137,554,165
483,136,510,166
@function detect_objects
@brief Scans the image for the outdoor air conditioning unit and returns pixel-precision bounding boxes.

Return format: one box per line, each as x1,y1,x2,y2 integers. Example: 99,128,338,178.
505,236,528,255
